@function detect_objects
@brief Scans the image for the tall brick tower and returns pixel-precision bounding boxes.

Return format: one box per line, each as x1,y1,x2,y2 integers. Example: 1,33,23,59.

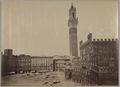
68,4,78,57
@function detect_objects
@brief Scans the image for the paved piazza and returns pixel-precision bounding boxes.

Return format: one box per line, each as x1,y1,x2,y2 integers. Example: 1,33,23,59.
1,72,81,86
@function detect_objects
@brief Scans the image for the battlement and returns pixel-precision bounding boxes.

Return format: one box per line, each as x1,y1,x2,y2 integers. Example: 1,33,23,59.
92,38,118,42
80,33,118,46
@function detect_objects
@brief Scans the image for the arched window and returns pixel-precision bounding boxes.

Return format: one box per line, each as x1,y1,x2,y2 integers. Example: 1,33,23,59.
72,12,75,18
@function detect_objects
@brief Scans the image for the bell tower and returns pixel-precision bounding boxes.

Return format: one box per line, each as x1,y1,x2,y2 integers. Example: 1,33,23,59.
68,4,78,57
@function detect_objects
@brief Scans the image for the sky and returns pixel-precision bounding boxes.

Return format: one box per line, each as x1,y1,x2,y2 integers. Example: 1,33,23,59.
1,0,118,56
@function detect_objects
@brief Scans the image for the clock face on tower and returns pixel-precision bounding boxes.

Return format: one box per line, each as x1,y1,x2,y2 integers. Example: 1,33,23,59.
68,19,78,28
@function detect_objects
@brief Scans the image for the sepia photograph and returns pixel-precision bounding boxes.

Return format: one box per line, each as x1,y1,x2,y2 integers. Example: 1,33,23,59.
1,0,119,86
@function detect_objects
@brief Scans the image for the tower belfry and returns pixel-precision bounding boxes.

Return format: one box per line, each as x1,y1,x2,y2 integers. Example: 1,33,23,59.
68,4,78,57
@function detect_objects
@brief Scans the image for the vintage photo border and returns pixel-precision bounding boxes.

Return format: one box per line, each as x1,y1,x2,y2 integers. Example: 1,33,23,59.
0,0,119,87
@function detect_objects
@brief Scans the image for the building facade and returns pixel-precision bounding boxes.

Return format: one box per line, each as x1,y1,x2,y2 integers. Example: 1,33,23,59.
71,33,118,85
16,54,31,73
68,4,78,57
53,55,70,71
31,56,53,72
2,49,71,75
1,49,54,75
2,49,17,75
